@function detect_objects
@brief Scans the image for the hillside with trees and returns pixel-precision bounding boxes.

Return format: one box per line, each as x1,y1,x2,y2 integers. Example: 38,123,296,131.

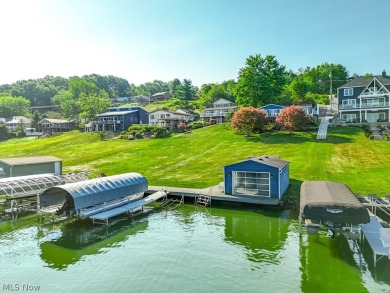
0,54,351,128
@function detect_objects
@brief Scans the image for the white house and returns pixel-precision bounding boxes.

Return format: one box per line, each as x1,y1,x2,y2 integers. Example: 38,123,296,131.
5,116,31,132
149,109,191,128
200,98,238,124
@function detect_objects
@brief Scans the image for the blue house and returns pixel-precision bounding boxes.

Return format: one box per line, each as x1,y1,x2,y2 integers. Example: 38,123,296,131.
223,156,290,200
85,106,149,132
338,70,390,123
260,104,286,120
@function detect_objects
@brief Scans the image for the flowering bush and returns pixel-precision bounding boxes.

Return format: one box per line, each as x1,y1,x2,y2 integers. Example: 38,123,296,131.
275,105,309,131
231,107,268,135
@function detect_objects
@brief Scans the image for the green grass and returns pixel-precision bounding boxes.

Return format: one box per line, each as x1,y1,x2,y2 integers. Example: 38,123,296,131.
1,124,389,197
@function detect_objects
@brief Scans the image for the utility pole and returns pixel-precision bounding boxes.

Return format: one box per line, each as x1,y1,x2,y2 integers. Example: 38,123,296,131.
329,69,333,113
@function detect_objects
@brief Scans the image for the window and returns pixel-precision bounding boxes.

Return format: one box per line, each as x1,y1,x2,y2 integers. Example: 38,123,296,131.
150,115,154,119
166,114,170,117
233,171,270,197
344,88,353,96
342,99,356,109
342,114,356,121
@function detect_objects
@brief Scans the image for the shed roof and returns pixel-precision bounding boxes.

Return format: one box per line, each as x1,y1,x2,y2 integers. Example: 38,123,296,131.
0,156,62,166
97,110,137,116
39,172,148,210
300,181,370,224
225,155,289,169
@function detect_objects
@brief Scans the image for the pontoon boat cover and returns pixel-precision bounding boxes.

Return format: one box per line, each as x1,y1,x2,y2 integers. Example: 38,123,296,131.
300,181,370,224
39,172,148,210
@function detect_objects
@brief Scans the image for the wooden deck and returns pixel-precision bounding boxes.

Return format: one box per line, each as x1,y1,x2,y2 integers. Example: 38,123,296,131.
148,185,280,206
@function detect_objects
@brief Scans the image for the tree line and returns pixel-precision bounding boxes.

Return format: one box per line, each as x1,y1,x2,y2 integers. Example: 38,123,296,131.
0,54,353,121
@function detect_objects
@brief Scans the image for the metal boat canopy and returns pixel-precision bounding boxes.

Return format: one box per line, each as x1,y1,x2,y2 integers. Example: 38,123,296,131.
300,181,370,224
39,172,148,210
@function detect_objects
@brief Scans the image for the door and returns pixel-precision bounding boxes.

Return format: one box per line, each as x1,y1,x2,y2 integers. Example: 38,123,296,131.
54,162,61,175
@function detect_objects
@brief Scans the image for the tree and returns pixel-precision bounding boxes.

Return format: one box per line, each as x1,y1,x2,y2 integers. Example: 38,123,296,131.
68,77,99,99
78,90,111,121
31,110,41,129
231,107,268,135
0,124,11,140
275,105,309,131
176,79,197,101
198,83,233,109
168,78,182,97
235,54,287,107
52,90,79,119
0,96,30,117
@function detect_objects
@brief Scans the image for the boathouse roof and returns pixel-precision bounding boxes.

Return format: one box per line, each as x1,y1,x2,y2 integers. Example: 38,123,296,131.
39,172,148,210
300,181,370,224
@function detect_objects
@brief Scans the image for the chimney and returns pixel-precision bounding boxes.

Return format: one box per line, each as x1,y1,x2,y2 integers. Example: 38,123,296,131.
382,69,386,78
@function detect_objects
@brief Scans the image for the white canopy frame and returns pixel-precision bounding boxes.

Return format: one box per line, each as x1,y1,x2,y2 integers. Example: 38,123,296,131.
0,173,88,199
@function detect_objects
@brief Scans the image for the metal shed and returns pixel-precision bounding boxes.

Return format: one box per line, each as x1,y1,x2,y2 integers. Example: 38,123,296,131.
0,156,62,177
39,172,148,217
223,156,290,201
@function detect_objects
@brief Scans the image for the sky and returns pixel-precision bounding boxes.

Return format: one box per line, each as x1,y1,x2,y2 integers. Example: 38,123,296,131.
0,0,389,87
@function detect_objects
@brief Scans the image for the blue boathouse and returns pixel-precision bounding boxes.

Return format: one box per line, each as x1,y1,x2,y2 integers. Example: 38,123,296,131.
223,156,290,199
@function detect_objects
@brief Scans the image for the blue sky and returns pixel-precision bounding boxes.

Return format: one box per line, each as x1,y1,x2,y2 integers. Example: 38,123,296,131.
0,0,389,86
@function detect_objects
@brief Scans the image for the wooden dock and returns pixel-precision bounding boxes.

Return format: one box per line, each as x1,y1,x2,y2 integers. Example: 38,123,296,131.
361,215,390,265
148,185,280,206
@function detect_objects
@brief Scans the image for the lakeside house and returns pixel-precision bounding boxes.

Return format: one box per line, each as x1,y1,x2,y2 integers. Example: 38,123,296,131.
150,91,171,102
338,70,390,122
85,106,149,132
200,98,238,124
223,156,290,200
260,104,317,120
149,109,191,128
5,116,31,132
38,118,76,133
260,104,285,121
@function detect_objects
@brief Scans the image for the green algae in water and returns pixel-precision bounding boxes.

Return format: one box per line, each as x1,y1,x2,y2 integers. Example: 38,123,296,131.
0,206,389,293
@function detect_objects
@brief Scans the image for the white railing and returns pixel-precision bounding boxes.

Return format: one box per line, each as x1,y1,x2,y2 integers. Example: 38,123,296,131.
339,102,390,110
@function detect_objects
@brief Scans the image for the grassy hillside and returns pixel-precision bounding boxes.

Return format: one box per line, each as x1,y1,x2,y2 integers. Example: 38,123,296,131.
1,124,389,197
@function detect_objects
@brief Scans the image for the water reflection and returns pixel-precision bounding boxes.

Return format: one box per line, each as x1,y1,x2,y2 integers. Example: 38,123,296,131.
178,206,291,265
39,216,148,270
299,232,390,292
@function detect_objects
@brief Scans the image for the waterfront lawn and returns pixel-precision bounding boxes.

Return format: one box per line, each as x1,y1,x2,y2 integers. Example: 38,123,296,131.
1,124,390,197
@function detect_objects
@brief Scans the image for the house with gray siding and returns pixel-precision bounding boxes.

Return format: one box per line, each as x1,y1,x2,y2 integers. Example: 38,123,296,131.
85,106,149,132
338,70,390,122
223,156,289,202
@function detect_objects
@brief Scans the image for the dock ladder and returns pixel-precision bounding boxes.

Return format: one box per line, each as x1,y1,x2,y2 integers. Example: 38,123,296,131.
195,188,212,207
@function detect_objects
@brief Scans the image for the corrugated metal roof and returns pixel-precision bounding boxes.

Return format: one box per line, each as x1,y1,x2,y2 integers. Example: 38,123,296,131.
39,172,148,210
0,156,62,166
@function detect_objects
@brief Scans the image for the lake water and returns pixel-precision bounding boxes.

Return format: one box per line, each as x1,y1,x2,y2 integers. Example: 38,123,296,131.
0,205,389,293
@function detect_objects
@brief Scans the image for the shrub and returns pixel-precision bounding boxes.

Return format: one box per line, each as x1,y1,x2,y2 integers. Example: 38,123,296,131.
189,121,206,129
231,107,268,135
275,105,309,131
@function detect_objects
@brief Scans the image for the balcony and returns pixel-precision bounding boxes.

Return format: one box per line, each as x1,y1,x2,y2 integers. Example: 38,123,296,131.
339,102,389,110
200,111,230,117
